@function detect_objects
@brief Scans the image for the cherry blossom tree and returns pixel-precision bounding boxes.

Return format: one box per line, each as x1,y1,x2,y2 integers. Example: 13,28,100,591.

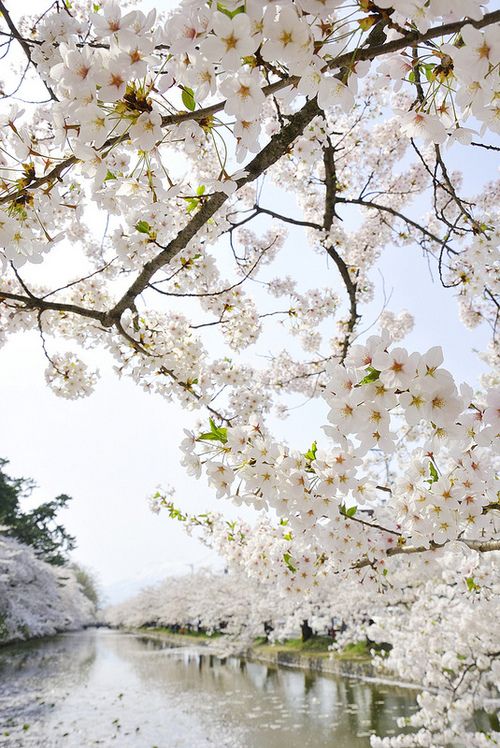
0,534,96,643
0,0,499,744
105,568,282,643
105,542,500,746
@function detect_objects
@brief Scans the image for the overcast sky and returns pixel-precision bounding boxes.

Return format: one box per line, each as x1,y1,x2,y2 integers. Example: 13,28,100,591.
0,0,492,603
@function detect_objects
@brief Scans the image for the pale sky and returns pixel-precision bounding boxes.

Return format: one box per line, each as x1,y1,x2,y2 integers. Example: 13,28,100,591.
0,0,494,603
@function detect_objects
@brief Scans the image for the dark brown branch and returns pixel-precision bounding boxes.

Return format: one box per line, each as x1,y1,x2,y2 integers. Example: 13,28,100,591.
253,204,323,231
0,290,107,323
337,195,459,253
320,138,359,361
148,236,276,298
104,97,323,324
471,141,500,152
323,135,338,230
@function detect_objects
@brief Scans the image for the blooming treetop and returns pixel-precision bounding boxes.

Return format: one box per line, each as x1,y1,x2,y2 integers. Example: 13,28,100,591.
0,0,499,643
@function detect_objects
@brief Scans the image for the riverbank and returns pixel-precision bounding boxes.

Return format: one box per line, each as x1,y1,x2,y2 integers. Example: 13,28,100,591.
0,535,95,645
132,627,420,690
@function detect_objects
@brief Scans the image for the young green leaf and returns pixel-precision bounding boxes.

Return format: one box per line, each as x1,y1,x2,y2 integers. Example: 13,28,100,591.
429,461,439,483
283,552,297,573
304,440,317,461
358,366,381,385
181,87,196,111
135,220,151,234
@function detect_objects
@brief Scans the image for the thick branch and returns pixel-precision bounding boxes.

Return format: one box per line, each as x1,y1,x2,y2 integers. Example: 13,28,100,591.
105,97,322,323
321,140,359,360
0,290,107,322
323,136,338,231
355,538,500,569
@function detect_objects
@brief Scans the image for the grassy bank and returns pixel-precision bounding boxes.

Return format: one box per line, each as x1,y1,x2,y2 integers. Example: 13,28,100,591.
139,625,223,640
138,627,374,661
252,636,372,661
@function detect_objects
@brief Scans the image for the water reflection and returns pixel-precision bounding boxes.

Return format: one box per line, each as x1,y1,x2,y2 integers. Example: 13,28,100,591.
0,629,419,747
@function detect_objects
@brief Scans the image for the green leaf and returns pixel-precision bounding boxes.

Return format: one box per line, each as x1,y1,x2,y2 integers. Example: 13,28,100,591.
196,184,206,196
198,432,222,442
358,366,381,385
181,87,196,111
198,419,228,444
104,170,117,181
423,62,435,82
466,576,480,592
283,552,297,574
304,440,317,462
340,503,357,518
429,461,439,483
185,197,199,214
135,220,151,234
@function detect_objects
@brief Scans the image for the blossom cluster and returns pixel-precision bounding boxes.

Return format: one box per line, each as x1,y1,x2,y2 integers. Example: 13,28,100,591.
0,0,498,272
179,335,499,582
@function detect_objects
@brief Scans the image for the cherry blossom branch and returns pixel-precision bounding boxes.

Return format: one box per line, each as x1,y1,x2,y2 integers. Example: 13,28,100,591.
471,141,500,152
252,204,322,230
323,135,339,229
147,236,277,298
2,11,499,211
0,0,58,102
114,318,230,424
337,196,459,254
103,97,323,324
354,538,500,569
0,289,107,322
321,140,359,360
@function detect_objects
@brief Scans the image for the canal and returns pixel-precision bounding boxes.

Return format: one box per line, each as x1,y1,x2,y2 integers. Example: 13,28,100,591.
0,629,420,747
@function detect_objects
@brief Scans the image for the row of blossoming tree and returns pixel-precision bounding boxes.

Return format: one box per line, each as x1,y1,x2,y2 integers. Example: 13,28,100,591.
0,0,498,744
105,545,500,746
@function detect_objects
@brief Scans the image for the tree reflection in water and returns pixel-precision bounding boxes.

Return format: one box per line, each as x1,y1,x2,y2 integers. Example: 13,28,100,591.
0,630,420,747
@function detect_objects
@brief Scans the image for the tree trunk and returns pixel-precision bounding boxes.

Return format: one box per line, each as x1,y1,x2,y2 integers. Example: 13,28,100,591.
301,619,313,642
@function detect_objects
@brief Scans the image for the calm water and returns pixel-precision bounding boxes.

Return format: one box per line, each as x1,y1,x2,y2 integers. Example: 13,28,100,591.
0,629,420,747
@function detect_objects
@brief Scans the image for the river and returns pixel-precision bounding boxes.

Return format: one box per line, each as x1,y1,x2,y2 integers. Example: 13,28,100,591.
0,629,420,747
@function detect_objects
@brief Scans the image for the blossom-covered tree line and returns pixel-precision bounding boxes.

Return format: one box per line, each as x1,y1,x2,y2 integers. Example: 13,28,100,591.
105,546,500,746
0,0,498,744
0,461,97,643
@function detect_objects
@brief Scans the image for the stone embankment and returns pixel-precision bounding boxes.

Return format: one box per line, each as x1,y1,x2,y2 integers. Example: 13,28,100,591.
130,628,419,689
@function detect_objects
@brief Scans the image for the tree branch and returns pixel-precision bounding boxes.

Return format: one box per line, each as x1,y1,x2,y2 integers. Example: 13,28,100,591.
0,0,58,101
0,290,107,323
104,97,322,324
354,538,500,569
2,10,498,207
